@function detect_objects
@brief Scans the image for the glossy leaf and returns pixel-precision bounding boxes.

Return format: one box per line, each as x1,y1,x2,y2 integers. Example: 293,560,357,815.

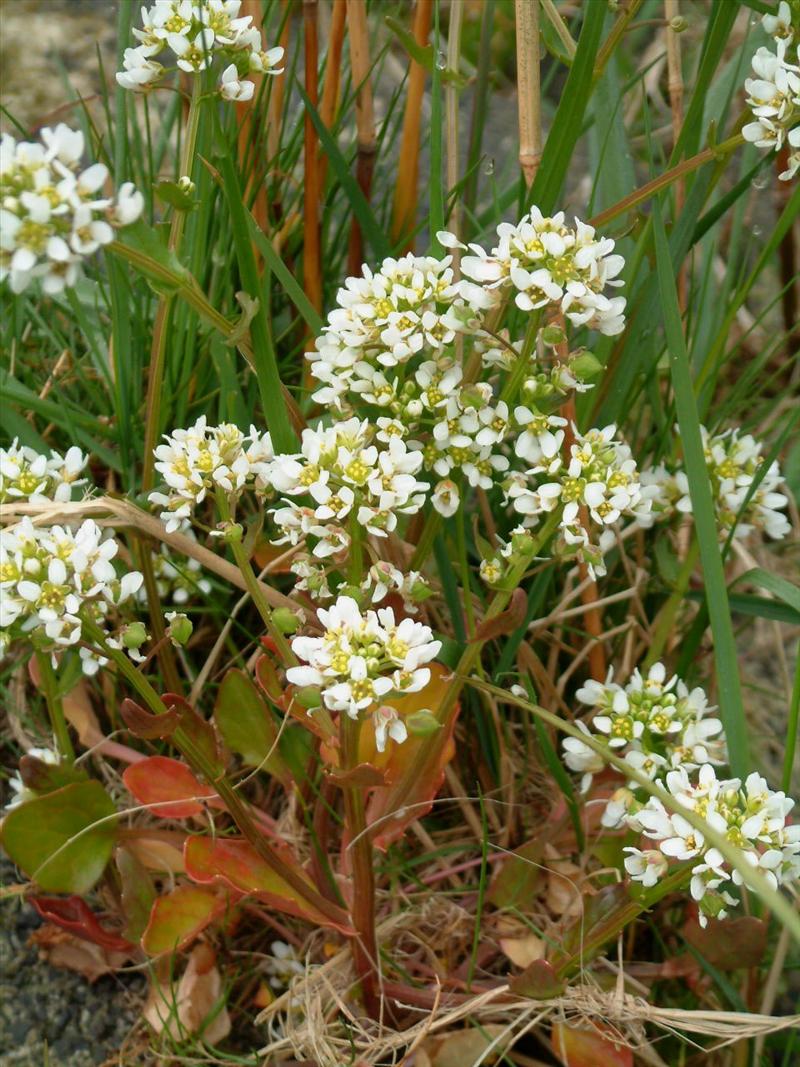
0,781,116,894
184,836,353,933
141,884,227,956
213,669,287,779
30,896,133,952
19,755,87,794
123,756,212,819
552,1022,633,1067
363,664,457,850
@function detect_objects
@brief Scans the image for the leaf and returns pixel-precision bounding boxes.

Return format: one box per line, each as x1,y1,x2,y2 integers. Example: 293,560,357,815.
141,885,227,956
30,896,134,952
164,692,224,773
419,1025,510,1067
738,568,800,617
653,203,750,778
113,219,192,293
154,180,197,212
473,587,527,642
326,763,387,788
362,664,458,850
509,958,565,1000
124,832,186,874
123,756,213,819
28,924,132,983
120,697,181,739
117,846,157,942
1,781,116,894
682,915,768,971
143,943,231,1044
213,669,287,779
19,754,87,794
487,838,544,909
552,1022,633,1067
184,836,353,933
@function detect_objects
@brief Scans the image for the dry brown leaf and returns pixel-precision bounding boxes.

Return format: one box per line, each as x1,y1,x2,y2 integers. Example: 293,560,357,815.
125,833,186,873
143,943,231,1044
543,848,583,918
415,1025,510,1067
29,924,131,982
495,916,546,969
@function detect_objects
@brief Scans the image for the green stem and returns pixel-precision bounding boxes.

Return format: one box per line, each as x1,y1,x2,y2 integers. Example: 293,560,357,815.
80,615,348,929
643,536,701,669
783,656,800,794
34,650,74,763
340,714,380,1018
409,510,442,571
215,491,297,666
499,312,541,405
348,511,364,586
134,542,183,694
141,77,203,493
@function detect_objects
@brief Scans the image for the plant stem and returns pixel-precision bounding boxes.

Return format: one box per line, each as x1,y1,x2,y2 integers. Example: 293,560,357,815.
215,491,297,666
34,650,74,763
348,510,364,586
783,656,800,794
340,713,380,1018
515,0,542,188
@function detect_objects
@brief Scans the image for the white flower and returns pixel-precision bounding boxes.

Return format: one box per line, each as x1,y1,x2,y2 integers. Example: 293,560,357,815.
741,10,800,180
1,126,143,294
372,705,407,752
432,478,460,517
0,518,142,673
115,46,163,91
0,440,88,504
287,595,440,734
219,63,254,101
263,940,304,989
623,848,668,888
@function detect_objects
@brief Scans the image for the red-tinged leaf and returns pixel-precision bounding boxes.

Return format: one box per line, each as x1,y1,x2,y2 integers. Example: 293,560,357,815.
123,756,213,819
30,896,134,952
120,697,181,739
682,915,768,970
0,781,116,894
550,882,630,972
255,652,283,703
141,885,227,956
19,755,87,794
124,832,186,873
509,958,564,999
163,693,223,772
552,1022,633,1067
326,763,387,788
473,588,527,643
117,846,157,942
487,838,545,909
362,664,457,850
184,836,353,934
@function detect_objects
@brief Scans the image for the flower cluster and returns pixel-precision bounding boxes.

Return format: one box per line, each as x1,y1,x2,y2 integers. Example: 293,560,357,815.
562,663,725,817
624,765,800,924
286,595,440,750
0,518,142,674
490,423,649,579
742,2,799,181
307,253,479,412
439,210,626,335
0,440,89,504
641,425,790,542
1,124,143,294
117,0,284,101
149,417,275,532
270,417,428,557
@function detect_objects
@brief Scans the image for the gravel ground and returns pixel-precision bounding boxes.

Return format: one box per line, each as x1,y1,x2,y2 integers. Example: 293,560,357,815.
0,865,146,1067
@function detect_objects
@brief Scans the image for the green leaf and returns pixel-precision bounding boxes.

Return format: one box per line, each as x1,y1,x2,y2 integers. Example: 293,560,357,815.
117,846,157,943
653,201,749,779
1,781,117,894
736,568,800,617
213,668,288,780
246,217,324,335
154,180,197,212
527,2,606,214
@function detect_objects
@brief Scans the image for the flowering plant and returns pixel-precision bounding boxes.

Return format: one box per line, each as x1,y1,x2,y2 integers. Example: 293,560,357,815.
1,3,799,1063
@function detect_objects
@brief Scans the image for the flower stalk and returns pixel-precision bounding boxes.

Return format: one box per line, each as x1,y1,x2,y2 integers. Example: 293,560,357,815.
34,649,75,764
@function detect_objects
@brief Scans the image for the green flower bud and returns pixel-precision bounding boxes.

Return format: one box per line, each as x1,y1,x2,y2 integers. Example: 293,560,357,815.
272,607,301,635
294,686,322,709
165,612,193,646
406,710,442,736
540,324,566,347
222,521,243,544
122,621,148,650
568,351,603,381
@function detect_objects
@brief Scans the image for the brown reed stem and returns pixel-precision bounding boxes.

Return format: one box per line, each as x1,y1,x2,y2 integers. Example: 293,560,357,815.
304,0,323,331
346,0,377,274
391,0,433,248
515,0,542,188
319,0,347,188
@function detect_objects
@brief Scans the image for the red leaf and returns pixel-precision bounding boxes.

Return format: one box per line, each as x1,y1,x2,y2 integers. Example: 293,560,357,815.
123,756,214,819
184,836,353,934
141,885,227,955
30,896,134,952
552,1022,633,1067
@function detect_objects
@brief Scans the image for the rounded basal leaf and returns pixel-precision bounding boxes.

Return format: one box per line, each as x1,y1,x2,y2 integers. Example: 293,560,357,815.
552,1022,633,1067
1,781,116,894
122,756,211,819
141,885,227,956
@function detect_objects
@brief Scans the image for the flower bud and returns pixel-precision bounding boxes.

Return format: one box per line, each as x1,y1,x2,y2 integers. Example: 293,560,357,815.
177,175,196,194
272,607,301,635
568,351,603,381
406,710,442,736
122,621,148,650
294,686,322,709
406,399,423,418
165,611,193,646
222,521,243,544
540,324,566,347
